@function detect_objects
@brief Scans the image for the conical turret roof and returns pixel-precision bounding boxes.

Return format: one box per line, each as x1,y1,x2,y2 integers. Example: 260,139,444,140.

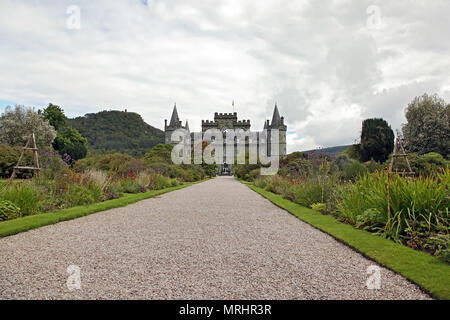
169,104,180,127
271,104,281,127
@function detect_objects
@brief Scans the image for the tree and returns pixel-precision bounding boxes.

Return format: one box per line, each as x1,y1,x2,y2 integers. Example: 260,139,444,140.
402,93,450,156
41,103,66,131
0,105,56,148
52,127,88,160
359,118,394,163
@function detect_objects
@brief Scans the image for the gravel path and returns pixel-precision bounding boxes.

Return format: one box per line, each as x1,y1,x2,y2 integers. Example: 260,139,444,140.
0,177,430,299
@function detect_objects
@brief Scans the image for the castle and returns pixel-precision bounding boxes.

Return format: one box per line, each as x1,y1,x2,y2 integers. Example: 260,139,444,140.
164,104,287,175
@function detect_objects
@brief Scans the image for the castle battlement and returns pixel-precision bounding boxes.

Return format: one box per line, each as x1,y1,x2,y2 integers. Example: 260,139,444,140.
214,112,238,120
164,105,287,166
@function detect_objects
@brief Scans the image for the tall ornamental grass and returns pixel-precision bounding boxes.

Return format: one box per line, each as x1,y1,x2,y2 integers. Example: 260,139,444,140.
337,170,449,241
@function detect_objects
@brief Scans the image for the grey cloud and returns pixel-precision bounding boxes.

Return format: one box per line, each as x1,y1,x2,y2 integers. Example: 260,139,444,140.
0,0,449,152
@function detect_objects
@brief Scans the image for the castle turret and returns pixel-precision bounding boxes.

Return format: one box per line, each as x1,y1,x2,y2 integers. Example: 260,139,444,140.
164,103,184,144
267,104,287,157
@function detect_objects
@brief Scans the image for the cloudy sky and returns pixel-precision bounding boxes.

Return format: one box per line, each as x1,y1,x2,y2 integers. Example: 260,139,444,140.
0,0,449,152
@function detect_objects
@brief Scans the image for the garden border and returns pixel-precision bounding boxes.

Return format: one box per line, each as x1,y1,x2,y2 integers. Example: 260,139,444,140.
0,180,206,238
245,183,450,300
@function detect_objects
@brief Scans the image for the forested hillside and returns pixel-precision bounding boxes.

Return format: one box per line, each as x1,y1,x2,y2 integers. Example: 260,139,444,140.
303,145,351,157
67,110,164,156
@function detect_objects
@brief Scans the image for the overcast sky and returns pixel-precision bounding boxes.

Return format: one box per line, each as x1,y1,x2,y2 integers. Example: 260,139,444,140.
1,0,449,152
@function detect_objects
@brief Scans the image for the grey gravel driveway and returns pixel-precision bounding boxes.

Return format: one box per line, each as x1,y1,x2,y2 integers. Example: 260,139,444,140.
0,176,430,299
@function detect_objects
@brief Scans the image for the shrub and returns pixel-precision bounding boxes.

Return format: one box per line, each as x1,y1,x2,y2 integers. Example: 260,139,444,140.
119,177,140,194
137,171,152,190
0,200,20,221
64,185,95,207
83,169,110,192
254,176,270,189
294,175,337,209
53,127,88,160
338,160,367,181
426,233,450,263
336,170,449,241
0,182,44,216
39,149,70,180
0,144,33,179
155,174,171,190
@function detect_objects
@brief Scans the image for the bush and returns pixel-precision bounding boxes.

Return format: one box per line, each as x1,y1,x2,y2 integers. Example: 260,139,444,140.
336,170,449,241
53,127,88,160
0,144,33,179
338,160,367,181
74,153,133,174
0,200,20,221
254,176,270,189
294,175,336,209
0,182,44,216
64,184,95,207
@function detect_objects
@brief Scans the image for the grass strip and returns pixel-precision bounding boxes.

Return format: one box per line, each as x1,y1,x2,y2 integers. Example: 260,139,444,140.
247,184,450,300
0,182,195,238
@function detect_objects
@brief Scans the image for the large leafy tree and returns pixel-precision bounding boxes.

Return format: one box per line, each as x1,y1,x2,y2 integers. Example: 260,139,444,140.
359,118,394,163
0,105,56,148
402,93,449,156
41,103,66,131
53,127,88,160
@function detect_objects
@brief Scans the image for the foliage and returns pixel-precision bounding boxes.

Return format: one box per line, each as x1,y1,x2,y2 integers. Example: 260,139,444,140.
311,202,326,213
359,118,395,163
0,200,20,221
41,103,66,131
402,93,450,156
0,182,44,216
249,184,450,300
388,152,449,177
144,143,174,163
66,110,164,157
0,144,33,179
53,126,88,160
0,105,56,148
252,163,449,261
0,184,189,238
334,154,368,181
336,171,448,246
344,144,361,161
74,153,133,174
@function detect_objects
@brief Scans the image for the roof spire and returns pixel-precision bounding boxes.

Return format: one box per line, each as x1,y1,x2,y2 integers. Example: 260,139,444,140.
271,103,281,127
169,103,180,127
185,120,190,132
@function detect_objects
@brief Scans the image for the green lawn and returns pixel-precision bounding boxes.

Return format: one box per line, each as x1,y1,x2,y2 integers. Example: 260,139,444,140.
0,183,193,238
246,184,450,300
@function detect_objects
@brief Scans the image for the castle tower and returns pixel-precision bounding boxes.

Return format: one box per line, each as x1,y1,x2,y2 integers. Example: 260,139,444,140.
267,104,287,157
164,104,185,144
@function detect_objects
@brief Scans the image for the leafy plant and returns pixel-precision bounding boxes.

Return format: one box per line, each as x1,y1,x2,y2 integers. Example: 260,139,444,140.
0,200,20,221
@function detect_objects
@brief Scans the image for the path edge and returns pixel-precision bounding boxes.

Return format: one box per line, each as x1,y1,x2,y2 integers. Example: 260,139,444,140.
243,182,450,300
0,179,209,239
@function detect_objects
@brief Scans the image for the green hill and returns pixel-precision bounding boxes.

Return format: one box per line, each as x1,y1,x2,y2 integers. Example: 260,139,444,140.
303,145,351,157
67,110,164,157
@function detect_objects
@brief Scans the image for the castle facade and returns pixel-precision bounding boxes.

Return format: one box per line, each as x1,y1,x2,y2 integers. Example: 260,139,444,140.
164,104,287,175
